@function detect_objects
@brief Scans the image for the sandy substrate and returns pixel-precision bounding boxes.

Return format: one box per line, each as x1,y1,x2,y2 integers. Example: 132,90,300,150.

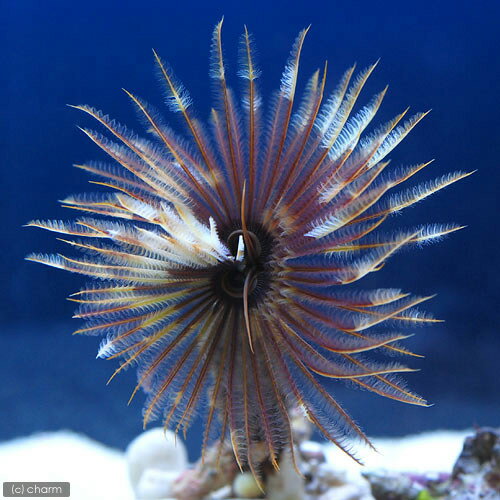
325,429,470,473
0,429,471,500
0,432,133,499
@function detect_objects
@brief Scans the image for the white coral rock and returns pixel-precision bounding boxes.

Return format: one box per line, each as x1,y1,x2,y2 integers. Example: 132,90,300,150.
318,483,374,500
126,428,188,499
266,451,305,500
136,468,179,500
233,472,262,498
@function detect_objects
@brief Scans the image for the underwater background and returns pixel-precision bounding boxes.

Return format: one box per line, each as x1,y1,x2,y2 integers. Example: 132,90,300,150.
1,0,499,460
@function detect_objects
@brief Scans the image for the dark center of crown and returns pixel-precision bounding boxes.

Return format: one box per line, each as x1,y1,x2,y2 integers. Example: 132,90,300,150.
212,223,275,308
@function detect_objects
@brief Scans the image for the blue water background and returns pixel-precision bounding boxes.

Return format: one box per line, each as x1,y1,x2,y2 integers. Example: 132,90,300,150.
1,0,499,459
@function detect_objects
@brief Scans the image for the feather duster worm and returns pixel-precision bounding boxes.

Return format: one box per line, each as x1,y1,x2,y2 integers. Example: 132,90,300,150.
28,20,470,478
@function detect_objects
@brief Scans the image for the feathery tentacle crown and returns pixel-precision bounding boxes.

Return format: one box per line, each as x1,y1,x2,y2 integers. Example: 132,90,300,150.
28,20,470,476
